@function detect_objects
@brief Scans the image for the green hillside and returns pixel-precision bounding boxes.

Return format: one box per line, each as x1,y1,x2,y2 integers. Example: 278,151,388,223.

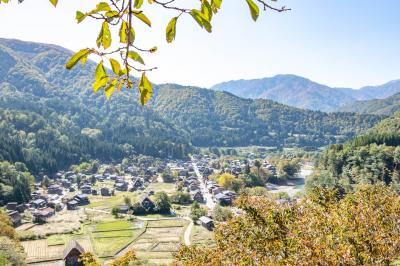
309,111,400,192
153,84,383,147
0,38,384,175
340,93,400,115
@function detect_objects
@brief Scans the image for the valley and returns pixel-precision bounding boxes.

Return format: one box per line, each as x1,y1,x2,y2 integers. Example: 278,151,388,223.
9,150,305,265
0,38,400,265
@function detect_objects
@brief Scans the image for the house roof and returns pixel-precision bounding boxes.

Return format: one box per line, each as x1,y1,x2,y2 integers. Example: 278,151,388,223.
68,200,78,205
139,195,153,203
63,240,85,259
75,194,88,199
35,207,54,217
32,199,45,205
199,216,213,224
215,193,230,200
190,190,201,195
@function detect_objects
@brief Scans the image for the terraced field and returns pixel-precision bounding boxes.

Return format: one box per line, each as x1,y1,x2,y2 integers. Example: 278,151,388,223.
116,218,189,264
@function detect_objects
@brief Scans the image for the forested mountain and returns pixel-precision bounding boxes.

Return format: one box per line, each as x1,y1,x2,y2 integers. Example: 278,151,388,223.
369,111,400,134
152,84,382,148
0,38,193,175
309,112,400,192
340,93,400,115
0,38,384,176
211,75,400,112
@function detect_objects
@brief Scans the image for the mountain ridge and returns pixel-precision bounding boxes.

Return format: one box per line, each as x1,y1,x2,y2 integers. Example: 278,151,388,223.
0,38,385,175
339,92,400,116
210,75,400,112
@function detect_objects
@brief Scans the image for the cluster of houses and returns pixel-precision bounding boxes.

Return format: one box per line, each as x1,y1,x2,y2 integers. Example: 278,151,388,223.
3,156,181,226
4,202,25,226
191,155,280,231
218,158,277,177
4,194,56,225
4,153,281,231
205,180,236,206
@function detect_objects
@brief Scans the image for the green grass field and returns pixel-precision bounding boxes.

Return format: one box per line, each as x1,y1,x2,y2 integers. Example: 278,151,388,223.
94,220,133,231
47,234,72,246
93,236,133,257
87,192,137,209
91,220,144,257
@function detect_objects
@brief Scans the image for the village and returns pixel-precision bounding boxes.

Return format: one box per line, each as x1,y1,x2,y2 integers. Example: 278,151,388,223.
3,153,307,265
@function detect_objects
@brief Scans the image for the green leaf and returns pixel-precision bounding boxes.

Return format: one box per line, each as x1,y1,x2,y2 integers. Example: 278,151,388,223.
245,0,259,21
76,11,87,23
134,0,144,9
211,0,222,10
93,77,108,93
49,0,57,7
65,48,90,70
190,10,212,32
105,10,119,18
128,51,145,65
97,22,112,49
166,17,178,43
109,58,121,75
119,21,135,44
139,72,152,105
101,21,112,49
105,79,117,99
133,12,152,27
95,2,111,12
95,61,107,81
201,0,213,21
119,21,128,44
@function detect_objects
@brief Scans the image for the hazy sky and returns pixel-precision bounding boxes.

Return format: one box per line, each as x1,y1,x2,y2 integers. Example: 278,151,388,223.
0,0,399,88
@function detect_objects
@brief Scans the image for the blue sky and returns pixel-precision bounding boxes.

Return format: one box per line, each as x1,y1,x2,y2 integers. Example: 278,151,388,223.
0,0,399,88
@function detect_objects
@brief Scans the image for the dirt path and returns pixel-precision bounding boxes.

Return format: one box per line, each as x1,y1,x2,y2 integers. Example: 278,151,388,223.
183,218,193,246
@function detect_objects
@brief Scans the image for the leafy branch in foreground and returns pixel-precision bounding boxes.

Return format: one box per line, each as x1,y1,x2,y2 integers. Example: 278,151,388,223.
0,0,289,103
174,184,400,265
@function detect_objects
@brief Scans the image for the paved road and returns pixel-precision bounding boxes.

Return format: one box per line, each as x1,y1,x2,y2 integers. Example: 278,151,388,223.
192,161,215,210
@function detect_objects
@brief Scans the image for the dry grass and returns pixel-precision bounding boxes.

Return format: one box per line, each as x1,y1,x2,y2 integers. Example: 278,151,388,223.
22,239,64,263
22,236,93,263
29,210,84,236
147,182,176,194
146,219,188,228
190,225,214,246
151,242,181,252
87,192,137,210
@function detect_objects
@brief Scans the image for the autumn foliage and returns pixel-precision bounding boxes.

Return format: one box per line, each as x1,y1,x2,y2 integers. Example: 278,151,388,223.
174,184,400,265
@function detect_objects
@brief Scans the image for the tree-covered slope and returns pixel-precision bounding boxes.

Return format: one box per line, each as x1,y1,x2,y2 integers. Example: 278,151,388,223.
211,75,400,112
153,84,382,147
368,111,400,134
340,93,400,115
0,38,385,175
309,111,400,192
0,38,193,175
